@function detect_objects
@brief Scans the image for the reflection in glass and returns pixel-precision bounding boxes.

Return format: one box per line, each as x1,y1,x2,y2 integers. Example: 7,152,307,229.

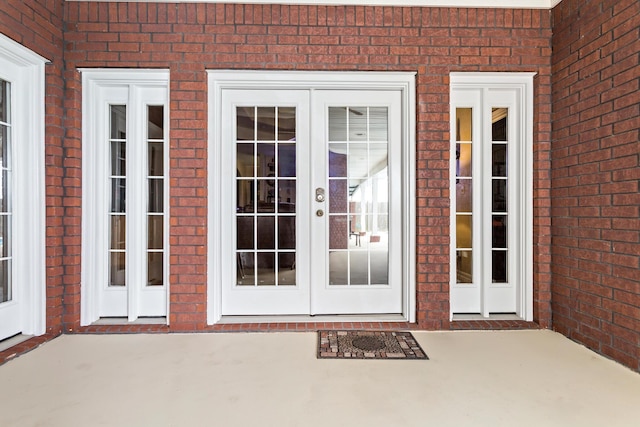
456,250,472,283
350,251,368,285
110,178,126,213
236,217,254,250
147,105,164,139
236,107,255,141
277,253,295,285
110,105,126,139
256,107,275,141
277,107,296,141
256,252,275,286
348,107,367,141
236,252,254,285
328,144,347,178
147,252,163,286
256,180,275,212
329,215,348,250
492,180,507,212
0,126,7,171
329,250,348,285
369,107,389,141
278,180,296,209
111,141,126,176
109,252,126,286
236,180,253,212
148,179,163,212
147,216,163,249
456,179,472,213
328,107,347,141
0,80,8,123
148,142,163,176
257,216,275,250
110,215,126,250
492,215,507,248
456,215,472,248
0,215,9,258
256,143,275,177
329,179,348,213
236,143,254,177
492,251,508,283
348,143,368,178
456,108,472,141
492,145,507,176
456,143,472,177
0,260,10,303
278,216,295,250
492,108,508,141
278,143,296,177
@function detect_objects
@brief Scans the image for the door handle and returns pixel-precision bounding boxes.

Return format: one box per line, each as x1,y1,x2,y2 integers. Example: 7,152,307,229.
315,187,325,203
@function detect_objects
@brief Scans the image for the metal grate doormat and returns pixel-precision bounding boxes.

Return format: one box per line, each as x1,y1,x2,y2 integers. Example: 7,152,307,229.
317,330,428,359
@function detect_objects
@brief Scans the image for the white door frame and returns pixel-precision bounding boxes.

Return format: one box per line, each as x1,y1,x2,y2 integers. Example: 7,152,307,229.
207,70,416,324
0,34,48,339
449,72,535,321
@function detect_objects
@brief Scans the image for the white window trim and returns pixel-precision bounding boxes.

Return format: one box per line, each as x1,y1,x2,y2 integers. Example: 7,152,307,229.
207,70,416,325
80,69,170,326
449,72,535,321
0,34,49,336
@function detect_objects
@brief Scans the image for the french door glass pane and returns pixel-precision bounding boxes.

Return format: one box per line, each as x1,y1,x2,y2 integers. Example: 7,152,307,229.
235,106,297,286
328,106,389,286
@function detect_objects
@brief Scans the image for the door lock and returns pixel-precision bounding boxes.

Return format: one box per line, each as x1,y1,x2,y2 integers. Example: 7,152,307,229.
315,187,325,203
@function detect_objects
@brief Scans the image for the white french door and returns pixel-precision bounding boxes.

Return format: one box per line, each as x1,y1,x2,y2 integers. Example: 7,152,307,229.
450,73,534,319
219,87,403,316
82,70,169,323
0,35,47,340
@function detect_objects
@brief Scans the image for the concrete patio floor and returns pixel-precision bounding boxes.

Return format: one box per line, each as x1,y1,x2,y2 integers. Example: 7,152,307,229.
0,330,638,427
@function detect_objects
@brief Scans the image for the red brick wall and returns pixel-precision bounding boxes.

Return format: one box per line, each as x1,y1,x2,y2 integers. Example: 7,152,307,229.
59,2,553,332
0,0,66,337
551,0,639,371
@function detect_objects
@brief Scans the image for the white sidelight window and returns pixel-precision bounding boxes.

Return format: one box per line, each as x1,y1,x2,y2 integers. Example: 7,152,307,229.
0,34,47,341
450,73,534,321
81,70,169,325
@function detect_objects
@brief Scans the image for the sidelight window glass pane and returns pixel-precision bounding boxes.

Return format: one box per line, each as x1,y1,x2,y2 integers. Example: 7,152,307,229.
456,108,472,141
148,142,163,176
147,216,163,250
456,215,472,248
110,105,126,139
147,252,163,286
492,180,507,212
148,179,163,213
492,215,507,248
110,215,126,250
109,252,126,286
492,145,507,177
492,108,508,141
147,105,164,140
492,251,508,283
456,179,472,213
456,250,472,283
0,80,8,123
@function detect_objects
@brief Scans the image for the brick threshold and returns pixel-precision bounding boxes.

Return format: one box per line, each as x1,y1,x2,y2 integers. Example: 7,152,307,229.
450,320,541,330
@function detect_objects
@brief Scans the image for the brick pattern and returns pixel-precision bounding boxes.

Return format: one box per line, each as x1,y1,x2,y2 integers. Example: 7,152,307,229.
551,0,640,371
0,0,66,338
59,3,553,334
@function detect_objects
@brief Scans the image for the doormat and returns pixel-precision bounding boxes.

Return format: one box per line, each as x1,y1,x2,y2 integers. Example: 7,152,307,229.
317,330,428,360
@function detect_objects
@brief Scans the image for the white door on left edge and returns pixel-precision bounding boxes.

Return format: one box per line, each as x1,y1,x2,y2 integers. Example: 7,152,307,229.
82,72,168,322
